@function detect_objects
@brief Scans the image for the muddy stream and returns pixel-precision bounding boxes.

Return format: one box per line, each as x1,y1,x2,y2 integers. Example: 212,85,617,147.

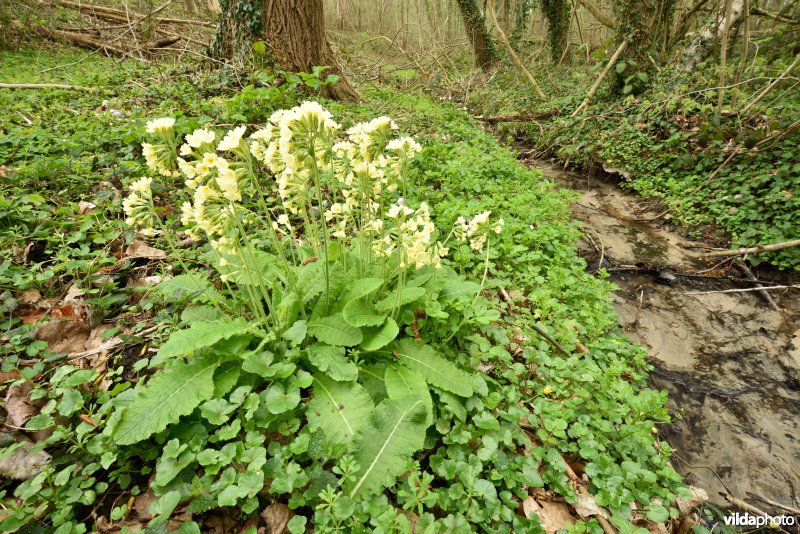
532,160,800,511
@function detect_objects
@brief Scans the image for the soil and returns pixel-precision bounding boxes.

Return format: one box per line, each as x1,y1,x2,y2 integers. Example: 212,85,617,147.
532,159,800,512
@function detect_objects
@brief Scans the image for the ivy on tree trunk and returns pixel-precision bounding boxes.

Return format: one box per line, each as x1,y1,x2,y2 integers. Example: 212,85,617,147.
210,0,358,101
455,0,499,71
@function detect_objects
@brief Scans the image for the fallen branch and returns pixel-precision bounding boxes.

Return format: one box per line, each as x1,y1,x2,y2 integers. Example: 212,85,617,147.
748,492,800,516
750,7,800,25
733,260,779,311
701,238,800,258
475,111,558,123
576,0,616,29
572,35,631,117
0,82,98,92
29,24,142,59
58,0,216,27
723,493,791,534
499,287,569,355
685,284,799,295
560,453,616,534
741,53,800,115
487,0,547,99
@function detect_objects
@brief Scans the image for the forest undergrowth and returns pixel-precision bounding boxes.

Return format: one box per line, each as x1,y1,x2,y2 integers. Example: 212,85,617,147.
0,44,699,533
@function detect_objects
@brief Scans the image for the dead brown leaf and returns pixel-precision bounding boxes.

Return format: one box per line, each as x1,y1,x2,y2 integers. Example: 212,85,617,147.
5,382,44,428
0,440,51,480
261,502,291,533
522,496,576,533
78,201,97,214
676,486,708,515
125,240,166,260
574,491,609,520
36,319,92,354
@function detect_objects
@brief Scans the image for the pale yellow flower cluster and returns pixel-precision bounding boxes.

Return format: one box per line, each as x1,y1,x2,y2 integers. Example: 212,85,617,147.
454,211,505,252
374,200,448,269
122,177,156,236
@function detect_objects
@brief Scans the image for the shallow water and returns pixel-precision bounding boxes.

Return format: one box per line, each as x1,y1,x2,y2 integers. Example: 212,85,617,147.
533,160,800,510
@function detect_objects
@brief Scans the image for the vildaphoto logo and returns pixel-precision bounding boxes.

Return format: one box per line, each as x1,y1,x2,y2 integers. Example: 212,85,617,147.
723,512,797,528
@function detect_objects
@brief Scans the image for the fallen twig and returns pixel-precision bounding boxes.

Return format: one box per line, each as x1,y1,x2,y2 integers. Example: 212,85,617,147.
685,284,799,295
723,493,791,534
733,260,780,311
499,287,569,356
747,492,800,516
702,238,800,258
572,34,631,117
0,82,98,92
487,0,547,99
560,453,616,534
475,111,558,123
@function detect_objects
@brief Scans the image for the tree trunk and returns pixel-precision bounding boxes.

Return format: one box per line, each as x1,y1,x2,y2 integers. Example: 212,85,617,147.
455,0,499,71
541,0,571,63
612,0,677,90
679,0,745,72
211,0,358,101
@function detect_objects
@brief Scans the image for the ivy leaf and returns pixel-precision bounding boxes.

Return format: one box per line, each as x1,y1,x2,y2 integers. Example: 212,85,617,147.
306,343,358,381
307,314,363,346
263,383,301,414
307,375,373,446
379,339,473,397
384,365,433,424
348,396,428,498
343,299,386,327
111,353,221,445
359,317,399,351
156,319,252,359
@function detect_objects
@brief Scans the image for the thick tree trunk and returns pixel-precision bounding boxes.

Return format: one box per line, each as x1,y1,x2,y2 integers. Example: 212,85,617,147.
211,0,357,101
679,0,745,72
542,0,571,63
455,0,499,71
612,0,677,90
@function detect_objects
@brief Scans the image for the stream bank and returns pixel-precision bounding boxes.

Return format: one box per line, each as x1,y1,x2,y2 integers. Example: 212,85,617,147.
530,159,800,512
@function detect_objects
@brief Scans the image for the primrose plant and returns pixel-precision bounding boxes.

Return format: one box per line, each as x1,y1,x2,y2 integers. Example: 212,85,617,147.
111,102,509,526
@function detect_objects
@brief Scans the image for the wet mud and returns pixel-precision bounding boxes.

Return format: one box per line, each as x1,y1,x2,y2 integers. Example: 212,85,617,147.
533,160,800,511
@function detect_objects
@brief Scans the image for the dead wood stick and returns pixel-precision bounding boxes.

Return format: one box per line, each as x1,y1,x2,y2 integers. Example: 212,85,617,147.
723,493,791,533
0,82,98,92
685,284,798,295
741,53,800,115
499,287,569,356
487,0,547,99
572,35,631,117
702,238,800,258
560,453,616,534
475,111,558,123
58,0,215,27
733,260,780,311
747,492,800,516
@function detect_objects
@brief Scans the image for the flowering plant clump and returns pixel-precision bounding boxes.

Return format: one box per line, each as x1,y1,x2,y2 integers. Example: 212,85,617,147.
113,103,521,532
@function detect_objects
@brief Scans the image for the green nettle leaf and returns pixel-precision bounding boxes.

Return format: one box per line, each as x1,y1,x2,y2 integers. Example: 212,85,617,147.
359,318,399,351
380,339,473,398
156,319,252,359
343,299,386,327
348,396,428,498
111,354,221,445
307,375,373,445
375,287,426,312
306,343,358,381
384,365,433,424
263,383,301,414
307,314,363,346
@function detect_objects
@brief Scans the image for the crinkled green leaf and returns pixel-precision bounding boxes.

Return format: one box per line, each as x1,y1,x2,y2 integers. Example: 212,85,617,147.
306,343,358,381
156,319,252,359
384,365,432,424
343,299,386,327
111,353,221,445
379,339,472,397
348,396,428,498
307,314,363,346
307,374,373,446
359,317,399,351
